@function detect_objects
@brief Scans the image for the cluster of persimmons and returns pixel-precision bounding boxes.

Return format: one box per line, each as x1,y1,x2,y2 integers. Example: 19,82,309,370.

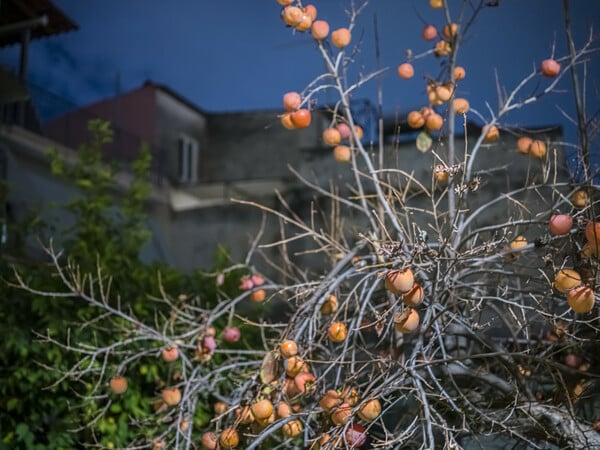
103,1,595,449
278,0,563,181
188,264,424,449
550,217,599,314
277,0,365,164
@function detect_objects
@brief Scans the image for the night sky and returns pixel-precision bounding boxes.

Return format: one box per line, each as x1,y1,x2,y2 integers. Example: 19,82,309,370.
1,1,599,153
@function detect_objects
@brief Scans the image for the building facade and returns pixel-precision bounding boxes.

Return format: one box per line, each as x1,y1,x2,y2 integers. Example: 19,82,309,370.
2,76,567,272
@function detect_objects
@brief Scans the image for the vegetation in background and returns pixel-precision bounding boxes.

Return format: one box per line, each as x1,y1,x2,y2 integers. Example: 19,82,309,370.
3,1,600,449
0,120,248,448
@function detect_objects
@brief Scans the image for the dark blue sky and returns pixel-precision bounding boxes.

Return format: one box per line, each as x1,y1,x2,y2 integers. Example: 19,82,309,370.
1,0,599,143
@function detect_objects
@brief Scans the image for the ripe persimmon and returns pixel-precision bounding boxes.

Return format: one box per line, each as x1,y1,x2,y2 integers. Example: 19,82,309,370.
223,326,241,343
201,432,219,450
541,58,560,77
336,122,351,138
357,398,382,422
251,273,265,286
554,269,582,293
162,387,182,406
397,63,414,79
290,109,311,128
483,125,499,142
282,419,304,438
330,402,352,425
311,20,329,40
434,40,452,57
435,84,453,102
331,28,351,48
428,89,443,106
303,4,317,21
403,283,425,307
582,241,600,258
280,114,295,130
295,14,313,32
328,322,348,343
161,344,179,362
342,386,359,406
407,111,425,129
276,401,292,418
549,214,573,236
280,339,298,358
333,145,351,162
319,390,341,410
250,289,266,302
294,372,316,394
255,411,276,429
443,23,459,39
425,113,444,132
251,398,274,420
282,6,303,26
353,124,364,140
285,356,306,377
452,98,469,114
517,136,532,154
219,428,239,449
179,416,190,432
283,91,302,112
585,221,600,244
567,286,595,313
422,25,438,41
385,268,415,295
110,376,128,394
322,127,341,146
320,294,338,314
393,308,420,334
454,66,466,80
529,140,546,158
213,401,228,415
345,423,367,448
571,189,589,209
236,405,255,424
509,235,527,250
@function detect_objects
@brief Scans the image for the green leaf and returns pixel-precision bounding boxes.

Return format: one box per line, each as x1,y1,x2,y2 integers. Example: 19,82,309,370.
6,397,19,411
416,131,433,152
260,350,280,384
75,179,93,188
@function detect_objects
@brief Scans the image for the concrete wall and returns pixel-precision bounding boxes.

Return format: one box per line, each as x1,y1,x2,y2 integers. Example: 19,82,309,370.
203,109,328,183
2,122,569,274
0,126,171,264
155,88,207,185
296,126,568,230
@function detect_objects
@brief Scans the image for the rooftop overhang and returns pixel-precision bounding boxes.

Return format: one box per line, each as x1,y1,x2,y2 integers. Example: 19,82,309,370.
0,0,78,48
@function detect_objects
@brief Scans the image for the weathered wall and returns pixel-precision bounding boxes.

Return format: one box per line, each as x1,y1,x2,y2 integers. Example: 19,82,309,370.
0,126,171,264
155,89,207,184
6,91,571,276
296,126,568,232
203,109,328,183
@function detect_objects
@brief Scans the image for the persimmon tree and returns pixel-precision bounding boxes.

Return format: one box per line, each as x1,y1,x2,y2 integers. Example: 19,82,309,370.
11,1,600,449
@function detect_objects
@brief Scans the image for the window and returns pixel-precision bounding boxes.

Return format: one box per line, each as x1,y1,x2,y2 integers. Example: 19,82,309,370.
177,134,199,184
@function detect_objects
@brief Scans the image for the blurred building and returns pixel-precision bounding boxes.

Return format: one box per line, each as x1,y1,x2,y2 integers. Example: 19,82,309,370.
0,2,568,272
